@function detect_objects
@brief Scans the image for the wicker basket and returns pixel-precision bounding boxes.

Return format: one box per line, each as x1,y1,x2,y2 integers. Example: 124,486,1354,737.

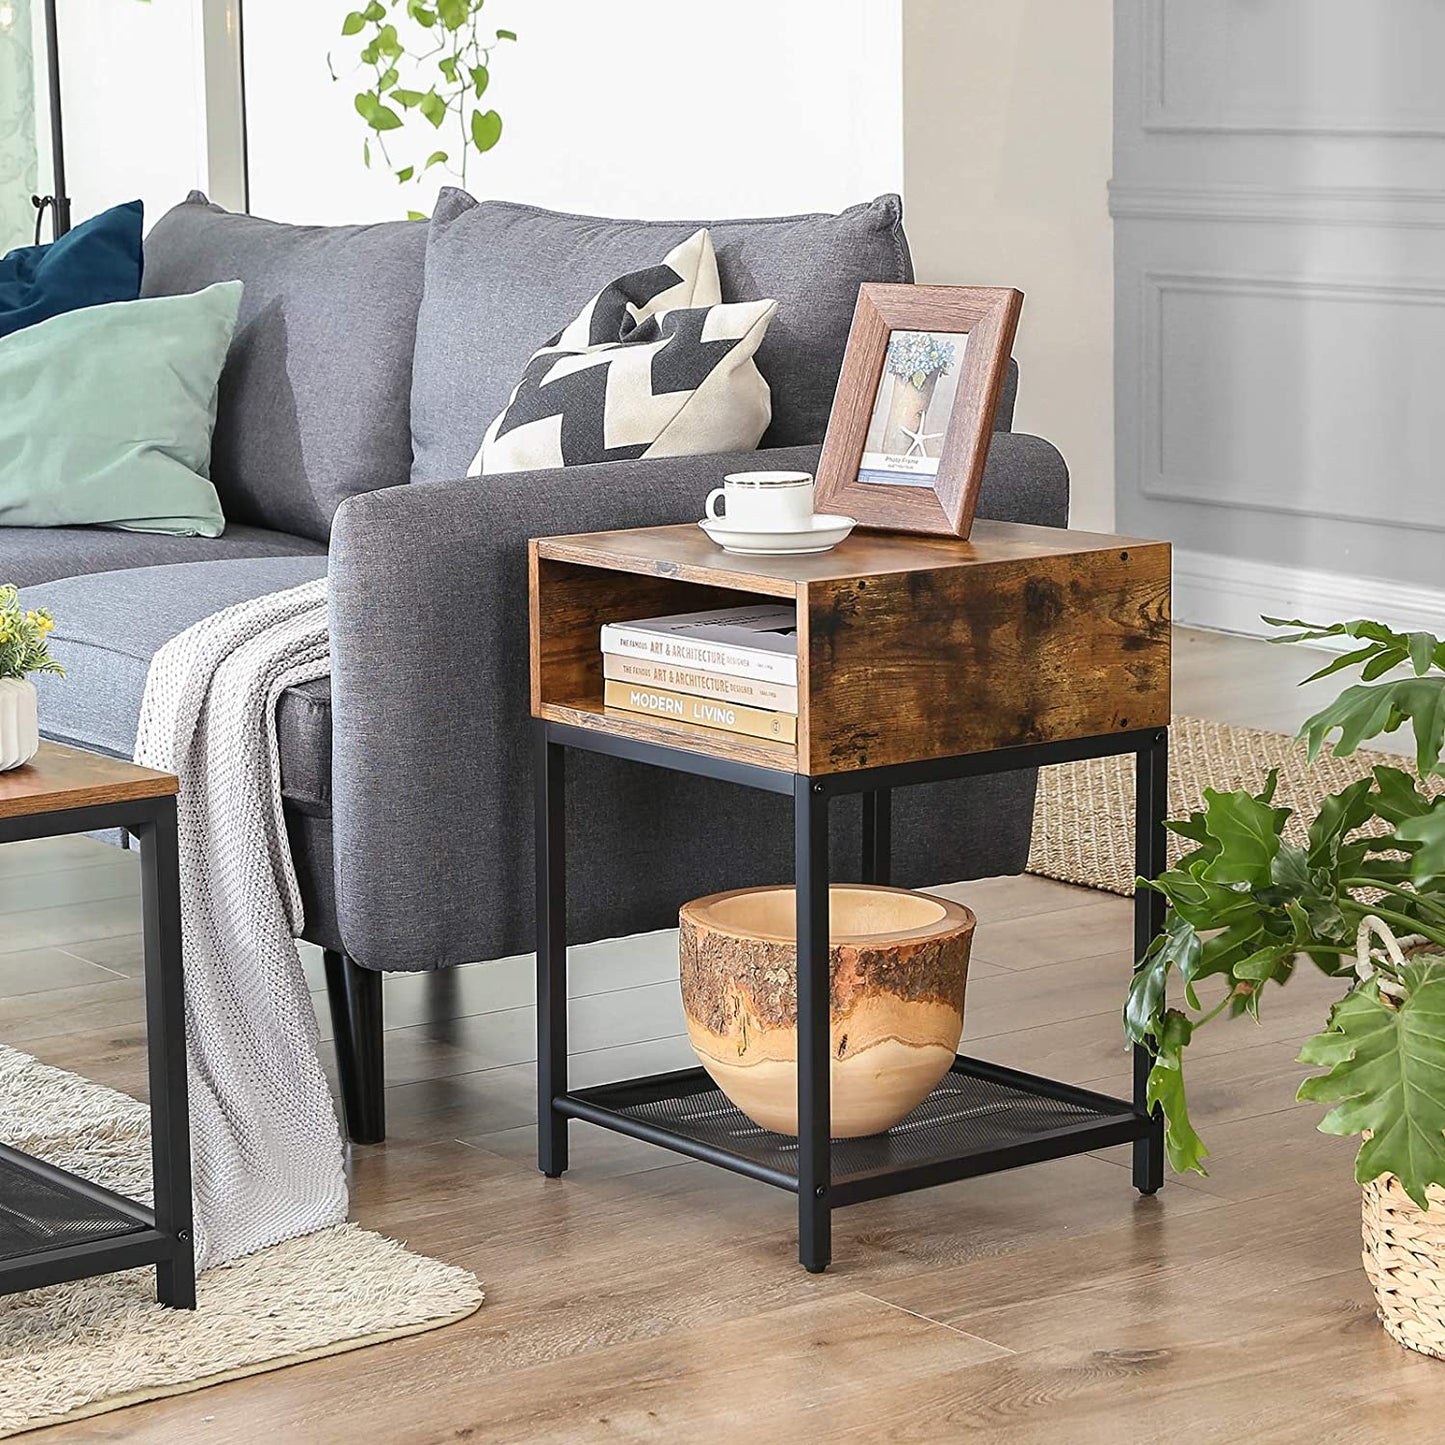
1347,919,1445,1358
1362,1174,1445,1359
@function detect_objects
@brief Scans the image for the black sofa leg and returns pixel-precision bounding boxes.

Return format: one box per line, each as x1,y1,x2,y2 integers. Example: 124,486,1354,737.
324,950,386,1145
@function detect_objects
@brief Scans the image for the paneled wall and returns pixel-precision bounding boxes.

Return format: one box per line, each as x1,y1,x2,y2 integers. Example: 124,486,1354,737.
1113,0,1445,633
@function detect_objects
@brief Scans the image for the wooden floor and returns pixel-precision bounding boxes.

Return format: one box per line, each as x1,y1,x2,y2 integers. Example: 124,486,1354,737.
6,627,1444,1442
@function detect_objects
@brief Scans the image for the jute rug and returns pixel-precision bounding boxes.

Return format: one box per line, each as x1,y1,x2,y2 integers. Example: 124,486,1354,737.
0,1044,483,1438
1026,713,1431,896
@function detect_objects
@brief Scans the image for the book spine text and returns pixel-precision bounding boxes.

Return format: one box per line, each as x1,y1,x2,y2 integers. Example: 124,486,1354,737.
603,655,798,713
600,625,797,685
603,681,797,743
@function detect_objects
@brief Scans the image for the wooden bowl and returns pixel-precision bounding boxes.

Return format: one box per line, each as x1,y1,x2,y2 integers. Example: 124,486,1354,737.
678,884,975,1137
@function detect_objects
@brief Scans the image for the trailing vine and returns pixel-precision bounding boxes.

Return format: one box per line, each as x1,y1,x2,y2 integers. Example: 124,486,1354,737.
331,0,514,212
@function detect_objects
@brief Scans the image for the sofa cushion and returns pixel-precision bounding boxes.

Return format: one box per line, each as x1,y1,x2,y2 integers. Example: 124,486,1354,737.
0,524,325,589
0,200,144,339
0,282,239,537
20,556,332,814
410,191,913,481
142,193,427,543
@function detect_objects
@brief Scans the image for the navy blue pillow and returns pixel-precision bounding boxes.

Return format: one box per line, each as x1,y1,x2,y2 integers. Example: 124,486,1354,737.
0,199,144,339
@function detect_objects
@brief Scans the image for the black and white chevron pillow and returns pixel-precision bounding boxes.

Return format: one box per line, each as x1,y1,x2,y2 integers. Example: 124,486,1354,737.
469,229,776,475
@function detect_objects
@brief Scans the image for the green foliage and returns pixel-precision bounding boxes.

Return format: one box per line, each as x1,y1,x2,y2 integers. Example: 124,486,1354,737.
1298,961,1445,1208
1125,618,1445,1205
0,585,63,681
332,0,515,195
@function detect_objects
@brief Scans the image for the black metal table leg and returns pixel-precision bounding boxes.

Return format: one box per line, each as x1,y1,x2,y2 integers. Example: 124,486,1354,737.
536,724,570,1177
1132,729,1169,1195
136,796,195,1309
860,789,892,885
795,777,832,1272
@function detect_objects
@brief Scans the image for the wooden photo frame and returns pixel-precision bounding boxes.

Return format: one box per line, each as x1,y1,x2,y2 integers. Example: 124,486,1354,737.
813,284,1023,539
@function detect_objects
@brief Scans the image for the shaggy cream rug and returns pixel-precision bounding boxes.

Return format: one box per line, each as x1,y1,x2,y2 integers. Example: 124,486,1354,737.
1026,713,1430,896
0,1044,482,1438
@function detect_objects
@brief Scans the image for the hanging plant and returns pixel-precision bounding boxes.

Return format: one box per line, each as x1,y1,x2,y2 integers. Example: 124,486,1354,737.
331,0,515,213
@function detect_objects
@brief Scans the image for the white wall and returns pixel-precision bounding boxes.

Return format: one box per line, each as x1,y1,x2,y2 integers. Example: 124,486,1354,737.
901,0,1115,531
243,0,903,225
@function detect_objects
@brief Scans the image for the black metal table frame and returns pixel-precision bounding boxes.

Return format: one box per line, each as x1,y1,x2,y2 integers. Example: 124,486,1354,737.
535,718,1167,1273
0,795,194,1308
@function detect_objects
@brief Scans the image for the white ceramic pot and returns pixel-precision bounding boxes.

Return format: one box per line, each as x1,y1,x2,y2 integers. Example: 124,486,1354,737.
0,677,40,771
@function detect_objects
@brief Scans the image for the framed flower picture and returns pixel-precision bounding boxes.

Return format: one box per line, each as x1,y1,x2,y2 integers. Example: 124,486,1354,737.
813,284,1023,539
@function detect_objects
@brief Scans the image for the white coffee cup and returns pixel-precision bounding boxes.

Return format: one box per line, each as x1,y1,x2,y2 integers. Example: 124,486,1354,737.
705,471,815,532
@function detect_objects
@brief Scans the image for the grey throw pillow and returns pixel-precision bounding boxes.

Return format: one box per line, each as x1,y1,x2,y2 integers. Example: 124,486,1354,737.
472,229,776,475
142,193,428,542
409,191,912,482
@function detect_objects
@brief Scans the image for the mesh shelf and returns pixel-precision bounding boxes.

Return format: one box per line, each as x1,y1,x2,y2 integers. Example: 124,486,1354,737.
567,1058,1148,1199
0,1153,144,1265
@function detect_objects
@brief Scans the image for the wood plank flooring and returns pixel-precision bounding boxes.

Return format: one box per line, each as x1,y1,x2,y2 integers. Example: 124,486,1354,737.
5,626,1443,1442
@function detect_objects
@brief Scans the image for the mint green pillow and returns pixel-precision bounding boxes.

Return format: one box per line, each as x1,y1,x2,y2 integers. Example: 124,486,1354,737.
0,280,240,536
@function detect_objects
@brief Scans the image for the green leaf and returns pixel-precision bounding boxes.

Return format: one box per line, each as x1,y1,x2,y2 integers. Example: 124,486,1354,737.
496,28,517,41
1302,643,1390,686
354,90,380,122
420,89,448,127
395,166,415,182
424,150,449,169
1372,766,1433,827
362,0,386,19
1307,774,1373,870
470,107,503,152
1148,1011,1209,1175
342,11,367,36
377,66,399,91
1297,967,1445,1208
370,103,403,132
406,210,429,221
437,0,468,29
363,137,371,168
376,23,404,59
1199,784,1290,890
392,88,426,107
470,63,490,96
438,54,460,82
1125,914,1198,1040
1300,677,1445,777
1361,647,1408,682
1396,802,1445,884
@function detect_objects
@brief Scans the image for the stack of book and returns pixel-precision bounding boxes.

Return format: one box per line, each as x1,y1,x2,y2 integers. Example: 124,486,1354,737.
600,605,799,743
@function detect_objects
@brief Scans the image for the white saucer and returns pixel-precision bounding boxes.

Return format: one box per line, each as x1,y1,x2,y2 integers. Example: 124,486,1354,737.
698,514,857,556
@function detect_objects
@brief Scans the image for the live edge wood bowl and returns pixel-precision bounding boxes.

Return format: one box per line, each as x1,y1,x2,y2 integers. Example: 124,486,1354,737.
678,884,975,1137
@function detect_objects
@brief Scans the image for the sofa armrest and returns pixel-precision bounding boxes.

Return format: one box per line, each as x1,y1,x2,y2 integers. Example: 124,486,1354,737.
327,444,817,969
326,432,1067,970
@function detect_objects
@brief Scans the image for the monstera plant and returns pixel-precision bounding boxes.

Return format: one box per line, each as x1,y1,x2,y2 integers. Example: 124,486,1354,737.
1126,617,1445,1356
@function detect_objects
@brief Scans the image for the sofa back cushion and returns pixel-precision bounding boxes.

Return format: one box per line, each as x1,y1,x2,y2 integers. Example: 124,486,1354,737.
409,191,912,482
142,193,427,542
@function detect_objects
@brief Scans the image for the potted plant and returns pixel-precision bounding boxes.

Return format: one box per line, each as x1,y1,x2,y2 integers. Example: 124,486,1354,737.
1126,617,1445,1358
0,585,61,771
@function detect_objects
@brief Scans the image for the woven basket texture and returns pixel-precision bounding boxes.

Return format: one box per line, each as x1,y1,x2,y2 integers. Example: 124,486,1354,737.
1362,1175,1445,1360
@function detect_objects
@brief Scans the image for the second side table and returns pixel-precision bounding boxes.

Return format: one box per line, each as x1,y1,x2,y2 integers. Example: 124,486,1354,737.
529,520,1171,1273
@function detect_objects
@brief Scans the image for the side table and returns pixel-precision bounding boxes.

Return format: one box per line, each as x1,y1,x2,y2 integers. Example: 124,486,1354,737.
0,743,194,1308
530,521,1171,1273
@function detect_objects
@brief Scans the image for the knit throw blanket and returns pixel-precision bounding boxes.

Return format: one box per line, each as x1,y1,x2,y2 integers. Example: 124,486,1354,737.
134,577,345,1269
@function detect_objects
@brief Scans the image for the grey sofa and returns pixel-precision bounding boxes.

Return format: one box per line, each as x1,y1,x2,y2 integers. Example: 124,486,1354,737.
6,191,1068,1145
